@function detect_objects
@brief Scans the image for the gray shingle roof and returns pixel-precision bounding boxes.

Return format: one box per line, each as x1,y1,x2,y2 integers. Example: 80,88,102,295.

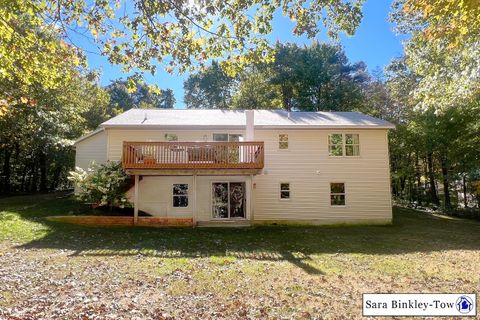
101,109,395,129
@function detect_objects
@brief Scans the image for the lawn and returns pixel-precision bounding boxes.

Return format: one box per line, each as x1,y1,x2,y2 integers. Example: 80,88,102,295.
0,193,479,319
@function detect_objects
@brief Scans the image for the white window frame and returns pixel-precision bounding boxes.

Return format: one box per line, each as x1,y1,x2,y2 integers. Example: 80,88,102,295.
211,181,247,219
165,133,178,141
213,133,244,142
279,182,291,200
278,133,289,150
345,133,360,157
328,133,360,157
330,182,346,206
172,183,189,208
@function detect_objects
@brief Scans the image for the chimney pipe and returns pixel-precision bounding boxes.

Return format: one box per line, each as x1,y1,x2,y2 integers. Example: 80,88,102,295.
245,110,254,141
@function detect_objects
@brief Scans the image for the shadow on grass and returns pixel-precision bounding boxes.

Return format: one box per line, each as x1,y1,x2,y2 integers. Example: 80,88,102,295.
2,193,480,275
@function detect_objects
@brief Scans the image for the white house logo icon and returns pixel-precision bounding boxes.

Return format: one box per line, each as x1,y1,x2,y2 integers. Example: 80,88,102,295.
456,296,473,314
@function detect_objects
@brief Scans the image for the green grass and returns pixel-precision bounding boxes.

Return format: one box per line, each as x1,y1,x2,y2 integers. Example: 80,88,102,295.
1,193,479,318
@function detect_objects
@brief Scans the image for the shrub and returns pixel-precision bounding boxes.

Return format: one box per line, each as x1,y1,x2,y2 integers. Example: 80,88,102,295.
68,162,132,210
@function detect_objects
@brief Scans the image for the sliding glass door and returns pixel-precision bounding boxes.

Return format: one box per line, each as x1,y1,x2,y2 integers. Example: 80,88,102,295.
212,182,246,219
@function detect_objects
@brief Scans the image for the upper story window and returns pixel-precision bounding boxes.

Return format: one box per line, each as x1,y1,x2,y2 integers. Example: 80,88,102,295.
213,134,243,142
279,134,289,149
328,133,360,156
173,184,188,207
345,134,360,156
165,133,178,141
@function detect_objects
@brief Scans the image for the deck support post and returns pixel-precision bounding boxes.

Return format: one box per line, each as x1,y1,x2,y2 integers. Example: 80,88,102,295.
193,174,197,227
134,174,139,225
249,174,254,223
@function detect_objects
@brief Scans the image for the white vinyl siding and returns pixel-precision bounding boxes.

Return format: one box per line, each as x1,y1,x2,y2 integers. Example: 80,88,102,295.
253,129,391,223
74,130,107,170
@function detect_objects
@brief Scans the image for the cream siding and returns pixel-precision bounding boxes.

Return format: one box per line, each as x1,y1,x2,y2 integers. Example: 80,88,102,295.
74,130,107,170
101,127,392,225
106,129,246,162
252,129,392,223
126,176,194,218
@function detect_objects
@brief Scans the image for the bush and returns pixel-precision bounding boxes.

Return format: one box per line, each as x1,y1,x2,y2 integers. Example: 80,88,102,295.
68,162,132,210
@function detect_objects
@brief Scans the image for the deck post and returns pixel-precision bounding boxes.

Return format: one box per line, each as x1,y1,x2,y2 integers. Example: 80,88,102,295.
134,174,139,225
250,174,254,223
193,174,197,227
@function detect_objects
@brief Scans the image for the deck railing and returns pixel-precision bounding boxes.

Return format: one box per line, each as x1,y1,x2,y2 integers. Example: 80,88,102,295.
122,141,264,170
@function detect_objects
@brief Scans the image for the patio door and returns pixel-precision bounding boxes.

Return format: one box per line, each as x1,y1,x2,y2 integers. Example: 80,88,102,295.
212,182,246,219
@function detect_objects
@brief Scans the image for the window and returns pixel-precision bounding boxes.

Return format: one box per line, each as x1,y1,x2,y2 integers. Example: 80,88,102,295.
345,134,360,156
328,133,360,156
213,134,243,142
330,183,346,206
173,184,188,207
328,134,343,156
279,134,289,149
280,183,290,199
165,133,178,141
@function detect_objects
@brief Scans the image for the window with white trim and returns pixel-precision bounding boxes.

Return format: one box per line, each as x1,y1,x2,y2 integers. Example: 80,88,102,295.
173,184,188,207
165,133,178,141
328,134,360,156
279,134,289,149
345,134,360,156
330,183,346,206
328,134,343,156
280,183,290,199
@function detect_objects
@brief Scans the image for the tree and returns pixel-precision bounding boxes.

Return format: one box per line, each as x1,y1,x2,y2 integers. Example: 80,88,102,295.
232,43,369,111
1,0,365,111
391,0,480,111
0,71,109,194
184,61,236,109
106,80,175,115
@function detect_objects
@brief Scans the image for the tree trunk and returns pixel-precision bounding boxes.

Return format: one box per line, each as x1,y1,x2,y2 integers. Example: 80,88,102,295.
2,148,12,194
30,162,37,192
38,150,48,192
415,152,421,203
426,151,439,206
440,156,451,210
462,174,468,208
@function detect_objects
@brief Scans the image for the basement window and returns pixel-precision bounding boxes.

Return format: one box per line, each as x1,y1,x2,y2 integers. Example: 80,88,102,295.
280,183,291,199
330,183,346,206
173,184,188,207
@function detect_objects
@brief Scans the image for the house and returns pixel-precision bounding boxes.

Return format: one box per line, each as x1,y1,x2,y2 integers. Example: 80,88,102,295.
74,109,395,226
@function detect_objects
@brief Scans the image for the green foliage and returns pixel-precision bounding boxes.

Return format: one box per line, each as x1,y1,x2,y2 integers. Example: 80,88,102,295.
186,43,369,111
0,0,365,100
391,0,480,111
106,80,175,115
68,162,131,210
0,71,109,194
184,61,236,109
0,0,84,115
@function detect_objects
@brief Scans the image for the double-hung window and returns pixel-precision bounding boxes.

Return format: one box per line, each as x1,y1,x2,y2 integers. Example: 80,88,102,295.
279,134,289,150
330,183,346,206
280,183,291,199
173,184,188,207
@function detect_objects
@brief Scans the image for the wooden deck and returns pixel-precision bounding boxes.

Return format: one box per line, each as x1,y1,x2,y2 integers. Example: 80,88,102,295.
122,141,264,170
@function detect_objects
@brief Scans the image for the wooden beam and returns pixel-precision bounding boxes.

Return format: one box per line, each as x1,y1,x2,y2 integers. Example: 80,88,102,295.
193,174,197,227
134,174,139,225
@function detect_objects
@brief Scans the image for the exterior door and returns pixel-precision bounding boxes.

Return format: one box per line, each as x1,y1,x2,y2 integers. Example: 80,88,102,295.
212,182,246,219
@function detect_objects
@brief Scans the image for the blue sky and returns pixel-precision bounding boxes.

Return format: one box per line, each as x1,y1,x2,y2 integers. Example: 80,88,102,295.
83,0,406,108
